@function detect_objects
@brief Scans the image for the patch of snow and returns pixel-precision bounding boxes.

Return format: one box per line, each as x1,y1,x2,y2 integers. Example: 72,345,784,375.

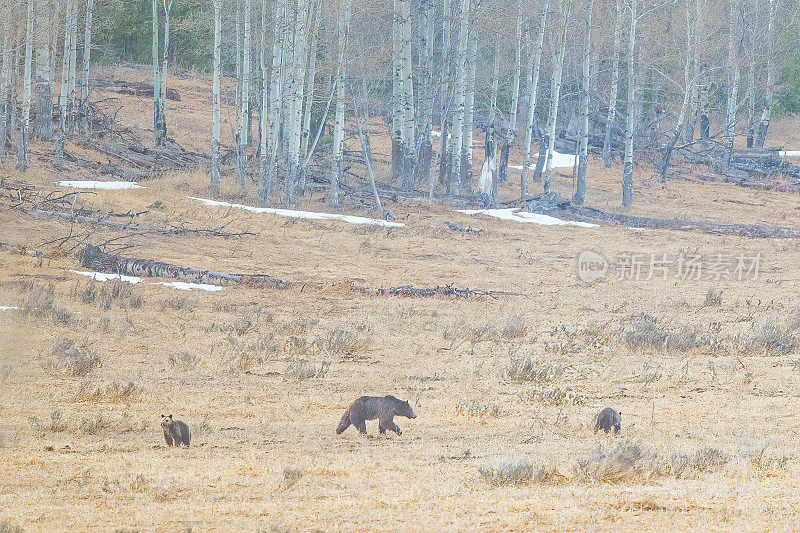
58,180,145,190
780,151,800,158
458,208,598,228
187,197,405,228
505,151,576,170
69,270,142,284
0,306,19,311
431,130,442,137
158,281,223,292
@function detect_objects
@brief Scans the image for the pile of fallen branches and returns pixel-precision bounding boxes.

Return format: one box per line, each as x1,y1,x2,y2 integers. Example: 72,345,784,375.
347,280,514,299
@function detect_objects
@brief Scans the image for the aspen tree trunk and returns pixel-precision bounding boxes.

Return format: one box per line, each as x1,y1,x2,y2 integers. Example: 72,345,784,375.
684,0,699,142
391,0,404,183
235,0,251,193
398,0,415,189
745,0,756,148
481,42,499,198
461,10,477,191
66,0,77,127
450,0,470,196
49,0,59,94
698,64,709,145
723,0,740,168
80,0,93,133
235,0,242,116
573,0,594,206
429,0,452,199
0,11,13,162
351,81,382,212
543,0,571,195
415,0,435,185
499,0,523,185
660,2,693,183
17,0,35,171
34,0,53,141
152,0,160,145
55,0,74,170
603,0,621,166
300,0,321,167
285,0,310,206
262,0,286,204
158,0,172,145
330,0,351,207
621,0,636,207
521,0,549,190
756,0,774,148
210,0,221,195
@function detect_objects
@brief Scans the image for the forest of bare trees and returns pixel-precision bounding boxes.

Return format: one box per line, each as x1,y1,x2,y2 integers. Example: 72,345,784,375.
0,0,797,210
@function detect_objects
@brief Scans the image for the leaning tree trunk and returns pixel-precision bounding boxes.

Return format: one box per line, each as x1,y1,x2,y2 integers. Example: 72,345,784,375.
660,1,694,183
603,0,621,166
574,0,594,206
521,0,549,190
543,1,571,195
756,0,774,148
80,0,94,133
55,0,75,170
210,0,221,195
17,0,35,172
499,0,523,185
330,0,351,206
622,0,636,207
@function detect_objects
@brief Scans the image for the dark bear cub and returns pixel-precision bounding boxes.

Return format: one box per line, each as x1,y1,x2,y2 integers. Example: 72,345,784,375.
161,414,191,447
594,407,621,434
336,395,416,435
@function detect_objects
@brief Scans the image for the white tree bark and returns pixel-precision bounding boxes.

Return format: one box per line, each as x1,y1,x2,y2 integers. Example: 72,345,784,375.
261,0,286,204
391,0,404,182
723,0,741,168
543,0,571,194
235,0,251,193
508,0,522,148
151,0,160,145
158,0,172,145
55,0,74,169
429,0,451,199
17,0,35,171
521,0,549,192
211,0,221,195
603,0,621,166
285,0,311,205
622,0,636,207
67,0,77,128
80,0,93,133
400,0,415,188
756,0,774,148
450,0,470,195
461,6,477,190
574,0,594,206
34,0,54,141
330,0,351,206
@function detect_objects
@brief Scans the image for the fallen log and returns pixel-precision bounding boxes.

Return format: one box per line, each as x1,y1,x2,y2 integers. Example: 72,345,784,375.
525,192,800,239
78,245,288,288
347,281,515,299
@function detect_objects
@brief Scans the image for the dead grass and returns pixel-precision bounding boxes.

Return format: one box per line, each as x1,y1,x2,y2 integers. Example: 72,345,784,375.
4,66,800,531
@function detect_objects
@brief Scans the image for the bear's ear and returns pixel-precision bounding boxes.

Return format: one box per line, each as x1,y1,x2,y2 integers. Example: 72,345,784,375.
160,414,165,419
168,414,173,419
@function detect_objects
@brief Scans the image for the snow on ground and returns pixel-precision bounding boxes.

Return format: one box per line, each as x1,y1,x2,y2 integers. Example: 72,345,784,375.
458,208,599,228
187,197,406,228
58,180,145,189
69,270,142,283
157,281,224,292
431,130,442,137
508,151,576,170
0,306,19,311
780,151,800,158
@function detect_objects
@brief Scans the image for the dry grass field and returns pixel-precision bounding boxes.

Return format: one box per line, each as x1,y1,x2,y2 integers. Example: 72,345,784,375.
3,66,800,531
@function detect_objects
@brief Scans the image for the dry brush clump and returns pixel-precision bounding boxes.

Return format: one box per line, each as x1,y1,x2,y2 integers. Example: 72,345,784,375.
159,296,195,312
43,339,100,377
18,282,73,324
456,399,506,418
445,314,529,345
478,456,561,486
504,358,566,383
519,386,586,406
0,521,24,533
168,352,200,371
282,467,304,488
75,380,141,402
284,360,330,380
623,313,714,353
